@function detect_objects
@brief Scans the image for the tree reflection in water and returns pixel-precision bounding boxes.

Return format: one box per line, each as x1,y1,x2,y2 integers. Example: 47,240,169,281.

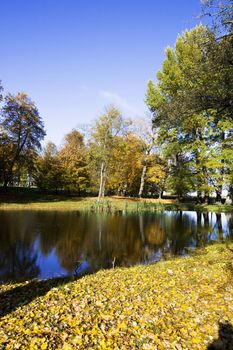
0,242,39,283
0,210,231,282
0,211,40,283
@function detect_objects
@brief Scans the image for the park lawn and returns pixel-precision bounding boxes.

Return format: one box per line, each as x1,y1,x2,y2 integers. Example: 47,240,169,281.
0,244,233,349
0,195,232,213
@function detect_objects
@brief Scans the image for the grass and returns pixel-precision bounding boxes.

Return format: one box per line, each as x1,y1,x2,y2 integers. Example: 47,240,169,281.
0,192,232,213
0,244,233,349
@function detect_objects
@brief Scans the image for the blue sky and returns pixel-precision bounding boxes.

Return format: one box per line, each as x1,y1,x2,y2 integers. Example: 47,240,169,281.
1,0,204,146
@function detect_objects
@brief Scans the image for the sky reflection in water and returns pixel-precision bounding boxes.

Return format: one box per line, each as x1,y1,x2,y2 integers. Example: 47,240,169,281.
0,210,232,283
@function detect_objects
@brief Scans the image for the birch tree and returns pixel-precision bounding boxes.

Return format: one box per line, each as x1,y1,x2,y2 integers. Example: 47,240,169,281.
131,116,157,197
89,106,129,199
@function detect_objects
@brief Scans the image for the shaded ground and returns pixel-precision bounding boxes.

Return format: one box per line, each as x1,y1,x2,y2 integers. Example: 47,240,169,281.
0,244,233,349
207,321,233,350
0,187,83,203
0,276,79,318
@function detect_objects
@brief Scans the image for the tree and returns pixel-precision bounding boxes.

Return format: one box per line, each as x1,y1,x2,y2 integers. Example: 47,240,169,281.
34,142,63,191
166,154,195,200
146,25,233,201
131,116,158,197
58,130,89,194
201,0,233,37
146,26,210,199
89,106,130,199
144,154,167,198
0,130,11,185
107,133,145,196
0,92,46,188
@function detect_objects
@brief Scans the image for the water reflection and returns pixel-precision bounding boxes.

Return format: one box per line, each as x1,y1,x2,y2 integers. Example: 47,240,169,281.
0,211,40,282
0,210,231,283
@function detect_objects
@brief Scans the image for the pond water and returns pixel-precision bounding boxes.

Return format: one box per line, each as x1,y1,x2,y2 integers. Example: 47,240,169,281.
0,210,232,283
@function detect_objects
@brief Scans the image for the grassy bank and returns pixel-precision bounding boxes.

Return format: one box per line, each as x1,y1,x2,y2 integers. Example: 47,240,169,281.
0,193,232,213
0,244,233,349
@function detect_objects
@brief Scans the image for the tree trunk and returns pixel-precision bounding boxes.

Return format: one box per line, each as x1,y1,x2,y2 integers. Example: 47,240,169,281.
215,131,225,204
204,193,209,204
195,128,205,203
101,166,107,197
3,180,8,189
2,171,10,190
195,161,203,203
215,188,222,204
98,162,105,200
98,162,107,199
2,168,10,189
138,164,147,198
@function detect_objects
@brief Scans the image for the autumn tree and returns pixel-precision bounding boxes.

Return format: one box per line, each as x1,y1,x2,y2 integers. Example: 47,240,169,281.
144,154,167,198
58,129,89,194
0,92,46,188
34,142,63,191
131,116,159,197
0,129,12,186
107,133,145,196
89,106,130,199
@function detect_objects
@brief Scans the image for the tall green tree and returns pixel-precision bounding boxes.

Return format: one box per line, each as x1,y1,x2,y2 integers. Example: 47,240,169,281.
146,25,233,201
0,92,46,188
146,26,210,199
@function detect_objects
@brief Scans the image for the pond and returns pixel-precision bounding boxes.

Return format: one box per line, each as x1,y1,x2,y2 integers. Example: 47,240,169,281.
0,210,232,283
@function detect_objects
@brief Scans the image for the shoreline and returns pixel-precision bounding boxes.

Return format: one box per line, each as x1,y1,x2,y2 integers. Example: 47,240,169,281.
0,196,232,213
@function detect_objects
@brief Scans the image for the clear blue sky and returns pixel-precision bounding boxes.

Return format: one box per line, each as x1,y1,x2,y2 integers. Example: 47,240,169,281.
1,0,204,146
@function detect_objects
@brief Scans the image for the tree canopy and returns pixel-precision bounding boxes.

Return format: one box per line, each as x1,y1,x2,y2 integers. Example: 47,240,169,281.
0,1,232,201
201,0,233,36
146,24,233,201
0,92,46,187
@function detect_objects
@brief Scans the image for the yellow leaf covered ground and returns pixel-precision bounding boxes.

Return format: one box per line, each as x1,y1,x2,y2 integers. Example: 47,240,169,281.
0,244,233,349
